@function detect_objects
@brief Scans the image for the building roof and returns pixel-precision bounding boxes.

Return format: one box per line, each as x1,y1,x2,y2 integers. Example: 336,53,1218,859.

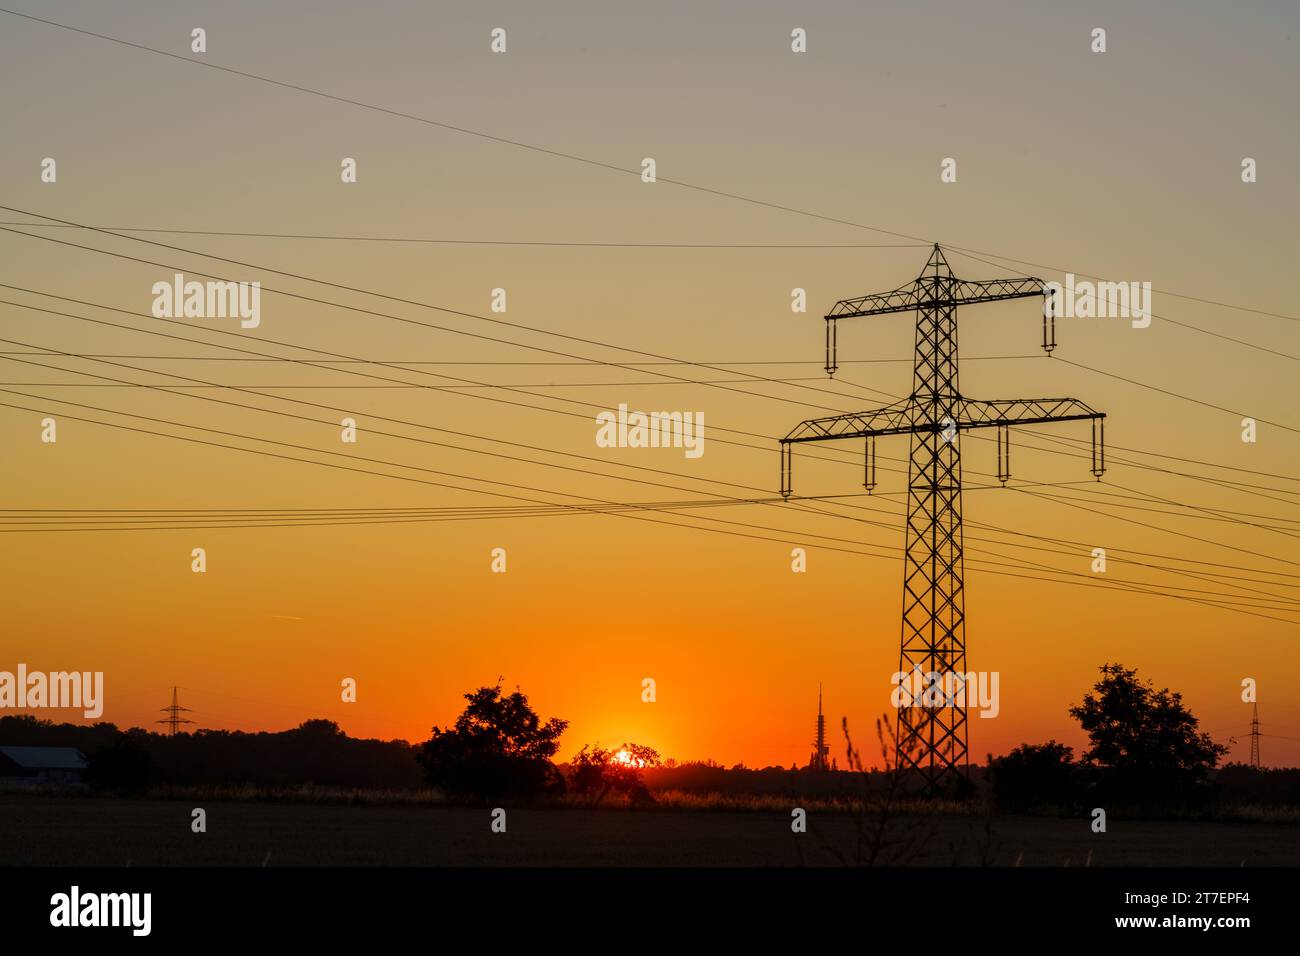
0,746,87,770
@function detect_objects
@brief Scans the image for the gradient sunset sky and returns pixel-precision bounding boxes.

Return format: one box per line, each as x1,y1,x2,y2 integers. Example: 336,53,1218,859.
2,0,1298,769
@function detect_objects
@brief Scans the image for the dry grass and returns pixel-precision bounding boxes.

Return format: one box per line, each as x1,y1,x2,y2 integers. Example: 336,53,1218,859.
1210,803,1300,824
633,789,976,815
0,780,450,806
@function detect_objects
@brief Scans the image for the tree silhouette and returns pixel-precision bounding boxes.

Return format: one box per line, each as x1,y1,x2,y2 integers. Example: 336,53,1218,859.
416,682,567,800
1069,662,1227,804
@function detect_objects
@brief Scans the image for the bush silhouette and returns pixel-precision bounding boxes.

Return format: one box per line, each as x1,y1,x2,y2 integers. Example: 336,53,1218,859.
987,741,1077,812
416,682,567,800
569,742,660,805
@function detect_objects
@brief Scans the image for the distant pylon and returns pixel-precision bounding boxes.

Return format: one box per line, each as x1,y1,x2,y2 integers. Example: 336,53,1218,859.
157,686,193,735
1250,702,1261,768
809,683,830,770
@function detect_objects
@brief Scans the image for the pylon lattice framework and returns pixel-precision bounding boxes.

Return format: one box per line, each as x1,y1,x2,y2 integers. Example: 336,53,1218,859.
780,245,1107,794
158,685,194,736
1250,702,1261,768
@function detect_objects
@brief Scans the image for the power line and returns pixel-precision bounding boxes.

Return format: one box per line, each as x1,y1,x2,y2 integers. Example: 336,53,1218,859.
1012,486,1300,572
10,234,1300,598
1023,485,1300,531
1,6,1291,326
0,298,924,544
1100,478,1300,544
3,389,1292,621
7,286,1289,567
0,350,1041,367
0,215,884,414
942,246,1299,324
10,203,1299,481
1055,356,1300,437
0,10,933,245
5,257,1294,595
3,218,1296,605
959,512,1300,586
947,247,1300,365
0,392,913,558
0,222,926,249
1005,428,1300,506
8,205,1298,518
0,288,895,483
0,377,839,390
1014,426,1300,488
9,309,1297,598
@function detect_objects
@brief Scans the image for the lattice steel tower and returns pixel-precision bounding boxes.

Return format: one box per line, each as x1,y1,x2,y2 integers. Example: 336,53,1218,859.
780,245,1106,793
158,686,194,736
1250,702,1261,768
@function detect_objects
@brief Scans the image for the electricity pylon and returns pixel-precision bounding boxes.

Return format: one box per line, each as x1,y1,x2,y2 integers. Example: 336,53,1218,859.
780,245,1106,794
158,686,194,735
1250,702,1261,768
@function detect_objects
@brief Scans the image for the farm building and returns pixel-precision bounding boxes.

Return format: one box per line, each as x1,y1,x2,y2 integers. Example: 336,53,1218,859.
0,746,88,785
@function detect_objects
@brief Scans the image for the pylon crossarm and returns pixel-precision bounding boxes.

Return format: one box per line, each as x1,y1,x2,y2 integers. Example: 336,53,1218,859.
957,397,1103,429
957,398,1107,483
822,259,1045,376
826,281,921,319
950,276,1044,306
781,396,1101,446
781,397,917,443
826,276,1043,322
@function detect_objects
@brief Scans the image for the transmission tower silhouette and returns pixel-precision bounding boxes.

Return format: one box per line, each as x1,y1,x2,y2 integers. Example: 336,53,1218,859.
780,245,1106,794
1250,702,1261,768
157,686,193,735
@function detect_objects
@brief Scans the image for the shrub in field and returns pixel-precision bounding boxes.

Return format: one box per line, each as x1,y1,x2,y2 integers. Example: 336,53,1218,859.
569,743,661,806
987,741,1077,812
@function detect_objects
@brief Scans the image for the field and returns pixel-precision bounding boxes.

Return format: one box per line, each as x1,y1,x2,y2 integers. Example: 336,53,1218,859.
3,795,1298,866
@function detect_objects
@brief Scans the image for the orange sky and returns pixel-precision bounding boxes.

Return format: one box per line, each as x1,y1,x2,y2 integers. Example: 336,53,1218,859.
2,1,1298,769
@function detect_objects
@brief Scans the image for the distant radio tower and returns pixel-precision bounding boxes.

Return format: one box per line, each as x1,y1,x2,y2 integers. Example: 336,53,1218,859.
1250,702,1261,768
809,684,830,771
157,686,193,736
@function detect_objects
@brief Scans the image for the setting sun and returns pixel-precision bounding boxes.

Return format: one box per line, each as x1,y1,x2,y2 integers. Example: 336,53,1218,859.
610,746,655,770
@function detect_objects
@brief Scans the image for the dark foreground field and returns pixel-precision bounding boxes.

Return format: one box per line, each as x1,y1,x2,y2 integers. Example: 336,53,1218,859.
2,796,1298,866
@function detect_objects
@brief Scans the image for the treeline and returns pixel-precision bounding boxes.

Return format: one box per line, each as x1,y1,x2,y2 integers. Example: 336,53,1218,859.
985,740,1300,813
0,715,422,790
1215,764,1300,806
4,714,1299,807
6,661,1296,810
